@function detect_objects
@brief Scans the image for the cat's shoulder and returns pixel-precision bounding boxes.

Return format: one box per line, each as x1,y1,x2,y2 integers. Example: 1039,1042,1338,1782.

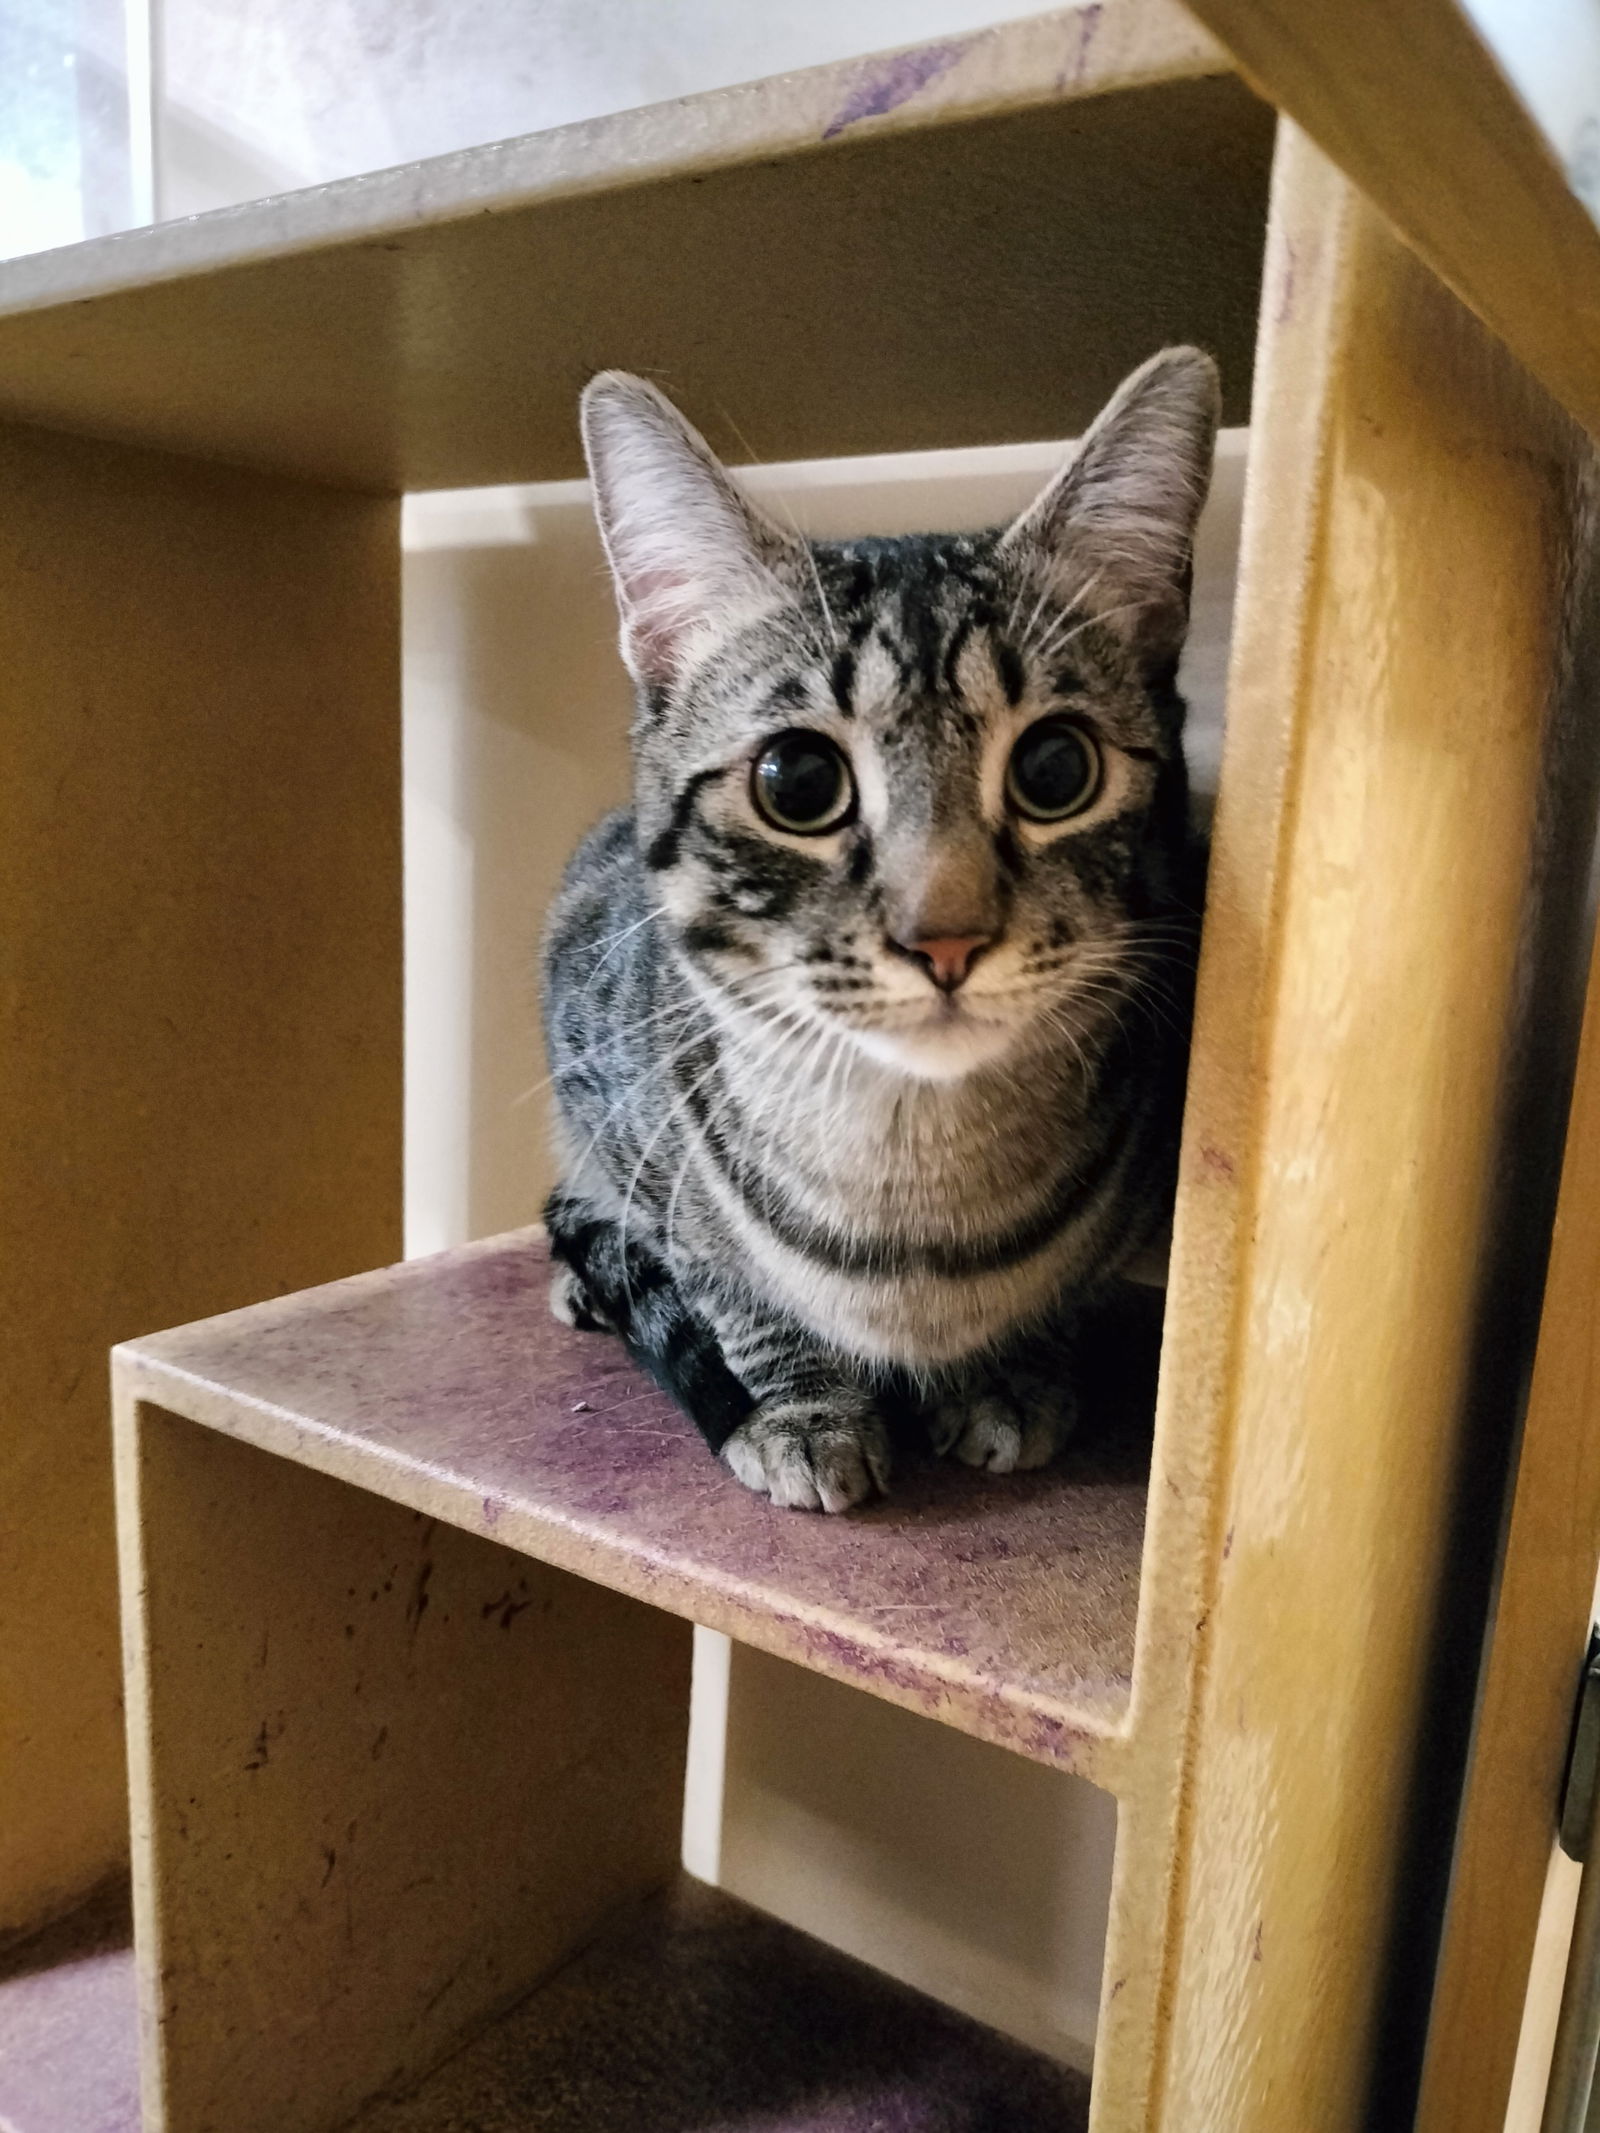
560,805,640,892
545,807,647,967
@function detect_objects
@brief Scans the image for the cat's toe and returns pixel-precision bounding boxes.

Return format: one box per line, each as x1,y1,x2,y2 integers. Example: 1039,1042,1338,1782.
951,1393,1026,1473
722,1402,890,1513
942,1384,1075,1474
928,1399,965,1457
1014,1377,1078,1468
548,1263,613,1333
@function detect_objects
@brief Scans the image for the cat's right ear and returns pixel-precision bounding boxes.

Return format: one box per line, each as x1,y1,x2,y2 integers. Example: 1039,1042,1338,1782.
999,347,1220,682
581,373,797,693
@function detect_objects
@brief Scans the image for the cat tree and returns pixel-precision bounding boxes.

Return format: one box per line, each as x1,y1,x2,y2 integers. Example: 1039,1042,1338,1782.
4,4,1599,2129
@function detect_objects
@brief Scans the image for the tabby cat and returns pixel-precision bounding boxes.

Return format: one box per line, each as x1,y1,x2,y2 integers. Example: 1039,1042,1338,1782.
541,349,1217,1512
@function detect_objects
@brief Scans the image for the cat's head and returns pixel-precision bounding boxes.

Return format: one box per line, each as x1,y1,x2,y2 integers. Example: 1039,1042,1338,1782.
581,351,1218,1082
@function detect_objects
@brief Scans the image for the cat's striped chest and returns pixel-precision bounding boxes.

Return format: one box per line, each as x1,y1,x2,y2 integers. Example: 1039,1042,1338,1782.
683,1066,1118,1366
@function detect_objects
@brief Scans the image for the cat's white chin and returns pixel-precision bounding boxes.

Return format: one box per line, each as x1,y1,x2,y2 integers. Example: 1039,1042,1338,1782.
851,1014,1015,1082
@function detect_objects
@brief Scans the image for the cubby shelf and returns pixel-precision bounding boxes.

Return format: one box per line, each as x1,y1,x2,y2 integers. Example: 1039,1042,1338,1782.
0,5,1269,487
116,1232,1148,1788
6,0,1597,2128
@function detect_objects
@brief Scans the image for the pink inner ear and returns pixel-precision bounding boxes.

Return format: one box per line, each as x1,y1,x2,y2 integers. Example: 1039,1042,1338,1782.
620,563,702,687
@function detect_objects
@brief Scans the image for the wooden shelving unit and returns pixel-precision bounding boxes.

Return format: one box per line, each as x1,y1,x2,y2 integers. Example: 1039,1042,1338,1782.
5,3,1600,2129
106,1234,1125,2132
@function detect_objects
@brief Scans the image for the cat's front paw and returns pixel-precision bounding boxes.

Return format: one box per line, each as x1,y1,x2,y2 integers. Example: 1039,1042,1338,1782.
722,1399,891,1513
548,1262,615,1334
932,1378,1076,1475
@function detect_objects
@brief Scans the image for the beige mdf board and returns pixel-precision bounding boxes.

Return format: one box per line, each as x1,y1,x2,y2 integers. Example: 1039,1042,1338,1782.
0,3,1272,489
101,122,1600,2133
115,1402,690,2133
1132,7,1600,2116
1416,873,1600,2118
1099,125,1596,2130
110,1285,1103,2132
0,424,402,1943
1181,0,1600,448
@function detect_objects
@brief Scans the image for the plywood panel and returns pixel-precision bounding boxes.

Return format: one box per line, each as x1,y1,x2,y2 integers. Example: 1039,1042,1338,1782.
0,424,402,1939
116,1404,689,2133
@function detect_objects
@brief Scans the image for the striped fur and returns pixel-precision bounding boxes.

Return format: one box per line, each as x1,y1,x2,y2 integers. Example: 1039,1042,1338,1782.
542,352,1217,1511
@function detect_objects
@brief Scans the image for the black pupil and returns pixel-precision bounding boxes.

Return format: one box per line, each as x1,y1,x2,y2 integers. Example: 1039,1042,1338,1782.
758,737,845,828
1014,723,1091,815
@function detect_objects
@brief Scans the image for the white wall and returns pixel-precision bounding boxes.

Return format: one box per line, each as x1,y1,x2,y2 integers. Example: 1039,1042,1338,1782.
403,478,629,1253
1459,0,1600,222
404,431,1245,2072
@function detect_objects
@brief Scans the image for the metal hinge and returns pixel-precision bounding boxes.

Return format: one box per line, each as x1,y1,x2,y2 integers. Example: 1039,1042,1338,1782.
1541,1630,1600,2131
1561,1629,1600,1862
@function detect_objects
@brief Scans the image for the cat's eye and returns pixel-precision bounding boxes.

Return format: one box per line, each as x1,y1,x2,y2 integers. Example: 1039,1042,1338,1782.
751,730,856,835
1005,717,1101,823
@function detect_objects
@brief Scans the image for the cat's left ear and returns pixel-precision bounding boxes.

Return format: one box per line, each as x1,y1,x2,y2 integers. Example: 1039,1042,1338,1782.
581,372,800,694
1000,346,1220,681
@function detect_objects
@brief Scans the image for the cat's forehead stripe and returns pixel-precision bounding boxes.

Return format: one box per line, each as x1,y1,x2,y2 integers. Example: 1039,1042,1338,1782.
829,649,855,716
851,632,902,716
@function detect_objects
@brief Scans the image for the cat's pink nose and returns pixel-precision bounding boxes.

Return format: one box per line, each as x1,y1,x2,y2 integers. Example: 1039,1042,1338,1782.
894,933,992,993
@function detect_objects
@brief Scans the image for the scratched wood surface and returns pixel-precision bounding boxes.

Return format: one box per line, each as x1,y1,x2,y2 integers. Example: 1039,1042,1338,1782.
115,1399,691,2133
